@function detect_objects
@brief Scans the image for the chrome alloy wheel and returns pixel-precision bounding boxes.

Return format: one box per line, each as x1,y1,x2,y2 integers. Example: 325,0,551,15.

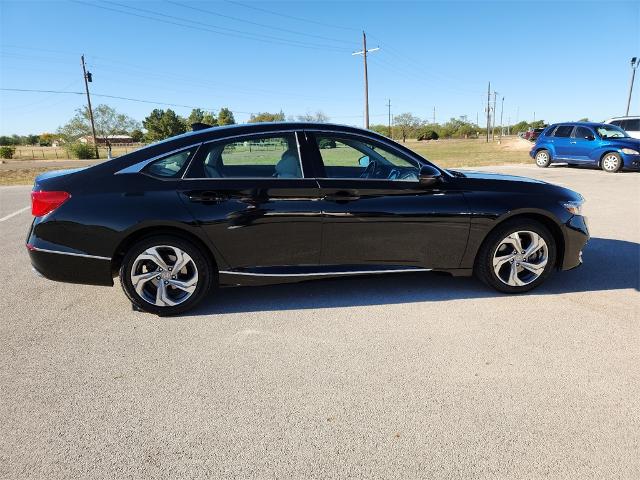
535,151,549,166
130,245,198,306
492,231,548,287
602,154,620,171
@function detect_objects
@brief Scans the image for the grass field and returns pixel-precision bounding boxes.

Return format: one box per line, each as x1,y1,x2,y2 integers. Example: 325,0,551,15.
0,136,533,185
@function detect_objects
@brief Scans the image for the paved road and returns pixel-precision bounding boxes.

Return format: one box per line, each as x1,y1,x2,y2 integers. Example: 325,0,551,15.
1,165,638,479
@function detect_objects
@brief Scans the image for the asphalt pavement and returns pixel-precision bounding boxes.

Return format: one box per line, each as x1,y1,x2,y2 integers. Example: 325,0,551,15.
0,165,638,479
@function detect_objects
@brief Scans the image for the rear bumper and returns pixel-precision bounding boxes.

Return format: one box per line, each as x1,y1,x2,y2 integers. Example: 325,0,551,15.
27,245,113,286
561,215,589,270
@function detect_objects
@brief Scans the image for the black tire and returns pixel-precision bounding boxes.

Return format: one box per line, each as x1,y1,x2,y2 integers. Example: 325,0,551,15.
475,219,557,294
534,149,551,168
119,235,215,316
600,152,622,173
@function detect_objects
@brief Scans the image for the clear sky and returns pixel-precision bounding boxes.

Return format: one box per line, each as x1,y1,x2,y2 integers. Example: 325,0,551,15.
1,0,639,135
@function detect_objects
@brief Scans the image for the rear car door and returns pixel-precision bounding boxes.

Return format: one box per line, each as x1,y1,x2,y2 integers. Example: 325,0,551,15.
569,126,596,162
307,131,469,270
178,131,322,270
551,125,575,159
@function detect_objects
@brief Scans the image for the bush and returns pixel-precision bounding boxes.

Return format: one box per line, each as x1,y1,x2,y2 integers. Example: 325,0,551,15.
416,129,439,141
0,146,15,159
66,142,96,159
318,138,336,149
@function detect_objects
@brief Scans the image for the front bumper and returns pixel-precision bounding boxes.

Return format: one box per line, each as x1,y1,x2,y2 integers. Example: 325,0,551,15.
621,153,640,170
561,214,589,270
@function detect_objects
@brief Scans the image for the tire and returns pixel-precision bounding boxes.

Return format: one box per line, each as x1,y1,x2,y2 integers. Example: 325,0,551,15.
534,149,551,168
475,219,557,294
119,235,215,316
601,152,622,173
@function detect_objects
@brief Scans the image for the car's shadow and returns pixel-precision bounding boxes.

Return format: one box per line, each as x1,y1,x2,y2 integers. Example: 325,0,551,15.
187,237,639,315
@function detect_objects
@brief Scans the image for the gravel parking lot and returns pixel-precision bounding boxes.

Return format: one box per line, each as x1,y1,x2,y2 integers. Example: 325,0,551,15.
1,165,638,479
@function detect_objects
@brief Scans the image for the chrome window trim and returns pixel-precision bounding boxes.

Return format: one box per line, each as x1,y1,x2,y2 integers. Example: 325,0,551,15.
29,246,111,261
219,267,431,277
183,129,305,181
115,144,202,175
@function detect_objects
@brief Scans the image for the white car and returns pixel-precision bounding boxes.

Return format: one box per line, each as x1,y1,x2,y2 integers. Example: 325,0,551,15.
604,116,640,139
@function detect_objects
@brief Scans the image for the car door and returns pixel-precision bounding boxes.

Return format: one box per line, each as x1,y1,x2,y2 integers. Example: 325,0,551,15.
307,131,470,270
178,131,323,270
569,126,596,162
551,125,575,159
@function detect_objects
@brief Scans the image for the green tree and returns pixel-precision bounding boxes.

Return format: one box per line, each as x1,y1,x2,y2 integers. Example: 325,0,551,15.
369,124,391,137
186,108,217,128
130,129,144,143
142,109,187,142
0,136,16,145
217,107,235,126
58,104,140,141
248,110,286,123
393,113,421,142
297,111,329,122
511,121,530,134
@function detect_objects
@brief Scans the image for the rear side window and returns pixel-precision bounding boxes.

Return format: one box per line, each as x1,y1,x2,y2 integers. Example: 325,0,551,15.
144,148,196,178
553,125,574,137
621,119,640,131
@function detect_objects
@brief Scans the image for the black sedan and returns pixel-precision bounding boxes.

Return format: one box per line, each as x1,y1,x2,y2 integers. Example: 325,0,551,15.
27,122,589,315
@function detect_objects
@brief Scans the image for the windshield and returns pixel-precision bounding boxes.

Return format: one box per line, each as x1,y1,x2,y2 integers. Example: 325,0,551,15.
596,125,629,139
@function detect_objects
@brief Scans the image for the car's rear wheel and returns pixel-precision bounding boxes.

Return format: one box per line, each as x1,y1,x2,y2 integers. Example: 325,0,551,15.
535,149,551,168
475,219,556,293
120,235,215,315
601,152,622,172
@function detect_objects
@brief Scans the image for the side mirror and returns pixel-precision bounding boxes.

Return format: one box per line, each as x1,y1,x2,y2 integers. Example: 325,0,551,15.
358,155,370,167
585,135,595,141
418,165,442,186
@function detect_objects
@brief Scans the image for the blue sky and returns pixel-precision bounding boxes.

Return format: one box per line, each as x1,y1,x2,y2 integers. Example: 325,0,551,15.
1,0,639,135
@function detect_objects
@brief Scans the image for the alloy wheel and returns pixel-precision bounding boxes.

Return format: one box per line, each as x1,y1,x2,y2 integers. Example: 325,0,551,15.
602,154,620,172
130,245,199,306
535,151,549,166
492,231,548,287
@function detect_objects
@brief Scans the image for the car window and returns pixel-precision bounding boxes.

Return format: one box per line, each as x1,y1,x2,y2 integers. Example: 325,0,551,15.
609,120,622,127
574,126,593,139
545,126,556,137
553,125,574,138
596,125,629,139
186,133,302,179
144,148,195,178
621,119,640,131
315,135,420,181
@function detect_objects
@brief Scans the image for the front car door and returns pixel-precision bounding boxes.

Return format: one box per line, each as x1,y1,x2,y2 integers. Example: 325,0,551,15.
307,131,470,271
569,126,597,162
178,130,323,271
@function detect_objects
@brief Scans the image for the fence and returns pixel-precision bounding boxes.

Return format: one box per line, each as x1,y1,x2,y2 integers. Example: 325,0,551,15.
4,143,146,160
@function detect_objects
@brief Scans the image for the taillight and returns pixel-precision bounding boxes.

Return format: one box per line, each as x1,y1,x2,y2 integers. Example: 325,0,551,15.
31,191,71,217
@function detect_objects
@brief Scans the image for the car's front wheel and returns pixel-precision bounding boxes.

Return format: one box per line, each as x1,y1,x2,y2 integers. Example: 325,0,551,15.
534,149,551,168
119,235,215,315
601,152,622,173
475,220,556,293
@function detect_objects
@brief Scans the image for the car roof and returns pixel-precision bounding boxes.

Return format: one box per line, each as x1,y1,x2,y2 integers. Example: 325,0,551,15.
549,121,610,128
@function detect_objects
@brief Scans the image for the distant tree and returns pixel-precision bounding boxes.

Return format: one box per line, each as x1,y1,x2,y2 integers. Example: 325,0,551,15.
130,129,144,143
248,110,286,123
511,121,530,134
529,120,546,129
394,113,421,142
58,104,140,141
39,132,59,146
217,107,236,125
369,124,390,137
25,134,39,145
0,135,16,145
142,109,187,142
186,108,217,128
577,117,589,122
297,110,329,122
416,127,439,141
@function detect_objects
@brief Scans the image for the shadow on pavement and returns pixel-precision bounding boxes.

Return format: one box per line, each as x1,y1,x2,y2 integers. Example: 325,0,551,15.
188,237,639,315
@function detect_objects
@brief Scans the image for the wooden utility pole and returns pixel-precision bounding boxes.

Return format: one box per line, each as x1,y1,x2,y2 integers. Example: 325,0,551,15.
81,54,99,159
352,31,379,129
499,96,504,139
486,82,491,142
387,99,392,137
433,106,436,124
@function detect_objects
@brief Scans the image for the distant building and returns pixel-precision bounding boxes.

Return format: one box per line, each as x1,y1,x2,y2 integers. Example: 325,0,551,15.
80,135,134,145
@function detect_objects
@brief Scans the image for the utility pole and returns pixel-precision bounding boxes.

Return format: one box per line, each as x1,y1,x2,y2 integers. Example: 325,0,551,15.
533,111,536,122
492,90,498,140
81,54,99,159
486,81,491,142
433,106,436,124
499,96,504,139
352,31,379,129
387,99,392,137
507,116,511,135
626,57,638,115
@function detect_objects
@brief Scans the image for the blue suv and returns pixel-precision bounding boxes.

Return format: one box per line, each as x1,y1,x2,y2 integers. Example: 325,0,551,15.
530,122,640,172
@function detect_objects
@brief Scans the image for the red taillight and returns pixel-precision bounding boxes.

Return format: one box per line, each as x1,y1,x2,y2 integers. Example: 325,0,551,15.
31,191,71,217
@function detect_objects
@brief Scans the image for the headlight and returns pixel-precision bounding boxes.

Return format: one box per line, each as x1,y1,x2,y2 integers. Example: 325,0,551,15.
621,148,639,155
562,201,583,216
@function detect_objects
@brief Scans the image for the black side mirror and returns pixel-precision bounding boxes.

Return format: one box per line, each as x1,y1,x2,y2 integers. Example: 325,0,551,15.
418,165,442,186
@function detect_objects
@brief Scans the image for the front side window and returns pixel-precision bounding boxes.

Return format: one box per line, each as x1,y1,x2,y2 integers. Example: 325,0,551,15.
553,125,574,138
574,126,593,139
144,148,195,178
621,119,640,131
595,125,629,139
186,133,302,178
315,135,420,181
